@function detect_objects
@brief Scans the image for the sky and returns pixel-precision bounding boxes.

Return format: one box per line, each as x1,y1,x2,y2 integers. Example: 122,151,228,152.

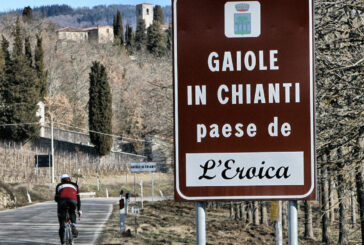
0,0,171,12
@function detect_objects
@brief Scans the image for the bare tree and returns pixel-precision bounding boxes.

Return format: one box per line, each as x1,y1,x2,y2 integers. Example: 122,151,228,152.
304,200,314,240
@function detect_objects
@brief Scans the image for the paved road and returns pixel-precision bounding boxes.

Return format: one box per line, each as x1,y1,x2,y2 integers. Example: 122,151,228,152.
0,198,119,245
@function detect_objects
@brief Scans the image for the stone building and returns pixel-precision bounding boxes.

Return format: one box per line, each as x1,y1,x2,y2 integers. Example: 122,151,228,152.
57,27,88,42
86,25,114,44
136,3,154,28
57,25,114,44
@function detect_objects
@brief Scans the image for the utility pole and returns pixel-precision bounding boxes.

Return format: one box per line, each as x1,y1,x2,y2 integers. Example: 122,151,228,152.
51,114,55,184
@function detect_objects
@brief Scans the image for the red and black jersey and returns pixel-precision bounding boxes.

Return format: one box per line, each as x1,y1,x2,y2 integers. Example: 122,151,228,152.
55,181,81,210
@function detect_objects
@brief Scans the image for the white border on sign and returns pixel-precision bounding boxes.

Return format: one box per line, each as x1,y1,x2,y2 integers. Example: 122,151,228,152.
173,0,315,200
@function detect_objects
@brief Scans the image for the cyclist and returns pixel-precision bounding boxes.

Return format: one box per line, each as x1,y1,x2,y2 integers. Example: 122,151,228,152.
55,174,82,245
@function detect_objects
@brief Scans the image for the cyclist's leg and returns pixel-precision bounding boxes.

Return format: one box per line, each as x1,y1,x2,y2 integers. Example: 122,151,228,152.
69,200,77,224
58,200,67,244
68,200,78,237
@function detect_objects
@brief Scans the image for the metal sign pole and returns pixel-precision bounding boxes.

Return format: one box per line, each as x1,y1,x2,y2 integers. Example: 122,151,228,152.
288,200,298,245
195,202,206,245
134,173,136,203
276,201,283,245
49,154,51,184
152,172,154,202
134,215,138,238
140,180,143,209
36,154,39,176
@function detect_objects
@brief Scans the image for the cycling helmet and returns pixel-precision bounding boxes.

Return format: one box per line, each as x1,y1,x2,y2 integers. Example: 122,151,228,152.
60,174,71,182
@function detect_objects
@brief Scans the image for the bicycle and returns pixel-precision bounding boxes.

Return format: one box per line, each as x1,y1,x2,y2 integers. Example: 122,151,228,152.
64,207,74,245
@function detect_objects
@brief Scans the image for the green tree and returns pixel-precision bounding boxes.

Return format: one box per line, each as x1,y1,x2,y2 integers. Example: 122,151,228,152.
135,18,147,50
153,5,164,24
166,22,172,51
147,21,167,57
0,38,6,106
0,38,6,82
22,6,33,23
125,24,134,53
24,36,32,66
13,18,23,57
34,34,47,99
113,10,124,45
1,36,10,64
1,36,11,93
0,20,40,142
0,37,10,133
88,61,113,155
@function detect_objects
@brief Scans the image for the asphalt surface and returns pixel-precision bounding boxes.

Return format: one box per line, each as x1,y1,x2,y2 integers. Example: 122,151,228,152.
0,198,119,245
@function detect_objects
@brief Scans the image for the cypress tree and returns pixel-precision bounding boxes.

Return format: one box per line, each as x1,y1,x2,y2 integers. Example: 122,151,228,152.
24,36,32,67
125,24,135,53
166,23,172,51
153,5,164,24
135,18,147,50
0,37,10,136
88,61,113,156
34,34,47,99
1,36,10,96
1,20,39,141
22,6,33,23
113,10,124,46
1,36,10,64
125,25,129,45
0,38,6,108
13,18,23,57
0,38,6,82
147,21,167,57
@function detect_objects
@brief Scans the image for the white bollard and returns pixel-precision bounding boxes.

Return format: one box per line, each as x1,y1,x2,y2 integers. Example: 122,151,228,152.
27,191,32,204
97,176,100,191
106,188,109,198
159,190,164,199
119,192,125,232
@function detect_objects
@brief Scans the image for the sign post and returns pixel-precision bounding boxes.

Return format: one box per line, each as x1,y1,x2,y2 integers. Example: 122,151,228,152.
173,0,315,243
288,200,298,245
130,162,157,204
134,173,136,203
152,172,154,202
131,206,140,237
195,202,206,245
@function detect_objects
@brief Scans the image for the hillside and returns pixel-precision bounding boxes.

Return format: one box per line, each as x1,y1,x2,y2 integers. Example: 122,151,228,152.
0,14,173,140
0,4,172,29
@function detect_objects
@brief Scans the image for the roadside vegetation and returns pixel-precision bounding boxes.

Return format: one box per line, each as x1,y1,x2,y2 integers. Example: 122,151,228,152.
0,1,363,244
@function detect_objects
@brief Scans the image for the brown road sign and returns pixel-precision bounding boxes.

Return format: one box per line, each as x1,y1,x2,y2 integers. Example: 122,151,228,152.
173,0,316,201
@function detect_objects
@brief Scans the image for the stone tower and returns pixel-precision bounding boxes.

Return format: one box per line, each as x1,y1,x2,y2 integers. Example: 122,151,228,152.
136,3,154,28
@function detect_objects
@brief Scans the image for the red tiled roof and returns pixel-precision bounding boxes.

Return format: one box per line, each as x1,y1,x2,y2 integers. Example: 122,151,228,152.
57,27,88,32
57,25,113,32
